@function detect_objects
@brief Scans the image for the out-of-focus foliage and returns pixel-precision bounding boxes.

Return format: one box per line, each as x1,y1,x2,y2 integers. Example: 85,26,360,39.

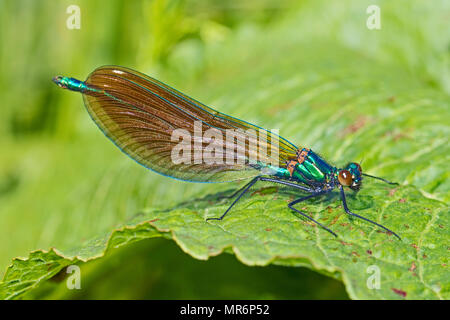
0,0,448,299
23,239,348,300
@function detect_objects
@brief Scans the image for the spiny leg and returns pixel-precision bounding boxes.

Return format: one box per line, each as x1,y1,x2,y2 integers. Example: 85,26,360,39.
339,185,401,240
206,177,260,221
207,176,315,222
258,177,315,192
216,179,258,200
288,192,338,237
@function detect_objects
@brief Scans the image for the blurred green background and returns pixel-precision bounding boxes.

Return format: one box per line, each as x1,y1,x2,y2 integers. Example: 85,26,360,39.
0,0,448,299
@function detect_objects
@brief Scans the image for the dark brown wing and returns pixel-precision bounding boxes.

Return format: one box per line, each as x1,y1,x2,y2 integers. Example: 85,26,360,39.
82,65,298,182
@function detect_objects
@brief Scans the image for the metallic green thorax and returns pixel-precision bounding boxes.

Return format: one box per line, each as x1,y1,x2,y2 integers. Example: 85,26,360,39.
274,150,336,185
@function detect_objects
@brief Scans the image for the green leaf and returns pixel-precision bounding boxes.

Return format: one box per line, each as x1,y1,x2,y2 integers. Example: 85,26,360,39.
22,238,348,300
1,0,449,300
1,182,447,299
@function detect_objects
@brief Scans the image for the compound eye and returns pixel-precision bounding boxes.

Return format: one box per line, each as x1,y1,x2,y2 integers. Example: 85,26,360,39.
338,170,352,186
354,162,362,173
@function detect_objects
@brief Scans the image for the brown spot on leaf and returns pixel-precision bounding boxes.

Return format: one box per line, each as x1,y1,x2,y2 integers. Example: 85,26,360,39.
265,228,272,232
409,262,416,273
399,198,407,203
393,132,410,141
388,188,398,196
267,101,295,115
149,218,159,223
384,128,413,141
351,251,360,257
341,116,367,136
340,222,353,230
388,96,396,103
392,288,407,298
404,224,410,229
329,214,341,226
423,254,427,259
340,241,352,246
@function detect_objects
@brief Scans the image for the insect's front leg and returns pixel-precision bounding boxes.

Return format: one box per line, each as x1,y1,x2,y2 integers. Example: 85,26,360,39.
339,186,401,240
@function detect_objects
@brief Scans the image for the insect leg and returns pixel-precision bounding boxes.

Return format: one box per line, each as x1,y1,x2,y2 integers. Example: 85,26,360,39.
217,176,313,201
288,192,338,237
217,179,259,200
206,176,261,221
259,177,315,193
207,176,315,222
339,185,401,240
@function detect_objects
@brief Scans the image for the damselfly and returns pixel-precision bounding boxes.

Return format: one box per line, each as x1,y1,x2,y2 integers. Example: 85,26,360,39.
53,66,400,239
